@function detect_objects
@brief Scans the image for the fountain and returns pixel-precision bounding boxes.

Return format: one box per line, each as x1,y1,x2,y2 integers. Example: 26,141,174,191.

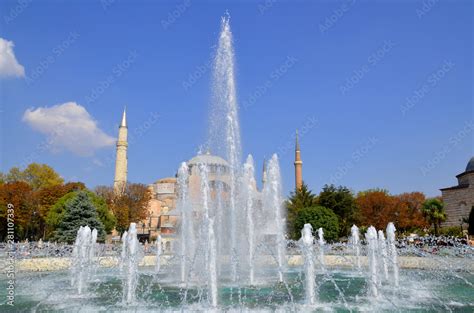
350,224,361,269
300,224,316,305
121,223,141,304
70,225,96,295
2,14,473,313
365,226,379,298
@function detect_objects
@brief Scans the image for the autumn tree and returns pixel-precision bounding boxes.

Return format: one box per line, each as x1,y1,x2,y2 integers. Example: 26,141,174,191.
286,182,317,239
3,163,64,190
356,189,396,230
393,192,429,232
0,182,36,240
317,184,359,237
422,198,446,235
96,183,151,234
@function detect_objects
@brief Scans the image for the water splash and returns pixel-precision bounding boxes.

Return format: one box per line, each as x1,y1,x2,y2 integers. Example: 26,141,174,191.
350,225,361,269
121,223,141,304
386,222,399,287
243,155,256,285
365,226,378,298
300,224,316,305
378,230,389,281
70,226,96,295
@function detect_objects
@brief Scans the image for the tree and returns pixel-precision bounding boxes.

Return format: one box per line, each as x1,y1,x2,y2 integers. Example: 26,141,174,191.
285,182,317,239
317,184,359,237
3,163,64,190
356,189,395,230
0,182,36,240
96,183,151,234
422,198,446,235
46,190,116,237
53,191,105,243
393,192,428,231
294,206,340,242
23,163,64,190
467,206,474,236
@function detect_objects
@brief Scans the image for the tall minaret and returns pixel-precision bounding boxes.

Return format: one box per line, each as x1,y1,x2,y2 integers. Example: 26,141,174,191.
294,130,303,190
114,108,128,194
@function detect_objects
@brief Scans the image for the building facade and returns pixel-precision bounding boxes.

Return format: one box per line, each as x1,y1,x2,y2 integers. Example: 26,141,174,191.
440,157,474,227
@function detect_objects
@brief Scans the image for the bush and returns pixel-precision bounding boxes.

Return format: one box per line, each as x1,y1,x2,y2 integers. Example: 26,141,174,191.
294,206,340,242
438,226,463,237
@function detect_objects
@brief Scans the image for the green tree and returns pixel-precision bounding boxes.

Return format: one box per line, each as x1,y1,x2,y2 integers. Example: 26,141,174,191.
294,206,340,242
4,163,64,190
53,191,105,243
468,206,474,236
46,190,116,237
286,182,317,239
317,184,359,237
422,198,446,236
23,163,64,190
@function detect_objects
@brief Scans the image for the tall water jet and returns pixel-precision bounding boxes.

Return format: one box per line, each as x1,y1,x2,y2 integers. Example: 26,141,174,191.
263,154,286,282
156,234,162,274
301,224,316,305
71,226,94,295
365,226,378,298
120,231,128,271
90,228,97,262
243,155,256,285
209,14,242,282
378,230,389,281
177,162,192,283
386,222,399,287
350,225,361,269
122,223,141,304
199,163,218,307
318,227,325,269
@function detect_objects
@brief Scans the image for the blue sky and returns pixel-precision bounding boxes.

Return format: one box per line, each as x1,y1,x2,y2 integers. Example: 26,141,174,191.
0,0,472,197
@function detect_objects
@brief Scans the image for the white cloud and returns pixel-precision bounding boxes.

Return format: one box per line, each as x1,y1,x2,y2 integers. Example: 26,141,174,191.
0,37,25,77
23,102,116,156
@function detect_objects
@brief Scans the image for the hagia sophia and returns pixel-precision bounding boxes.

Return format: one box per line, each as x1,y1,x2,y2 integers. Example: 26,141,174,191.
112,109,473,248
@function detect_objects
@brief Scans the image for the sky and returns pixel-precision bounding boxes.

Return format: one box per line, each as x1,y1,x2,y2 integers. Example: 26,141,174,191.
0,0,472,197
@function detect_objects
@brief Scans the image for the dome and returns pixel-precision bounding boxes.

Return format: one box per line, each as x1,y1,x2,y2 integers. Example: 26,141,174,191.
188,152,229,167
466,157,474,172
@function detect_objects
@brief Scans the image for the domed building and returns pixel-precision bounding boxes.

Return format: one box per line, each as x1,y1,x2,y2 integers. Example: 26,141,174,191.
140,152,245,251
440,157,474,228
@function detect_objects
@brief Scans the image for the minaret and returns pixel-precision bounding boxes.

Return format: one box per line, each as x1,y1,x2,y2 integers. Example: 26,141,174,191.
114,108,128,194
294,130,303,190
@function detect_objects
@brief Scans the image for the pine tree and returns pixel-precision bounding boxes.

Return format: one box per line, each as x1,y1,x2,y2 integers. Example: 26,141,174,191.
54,191,105,243
286,182,317,239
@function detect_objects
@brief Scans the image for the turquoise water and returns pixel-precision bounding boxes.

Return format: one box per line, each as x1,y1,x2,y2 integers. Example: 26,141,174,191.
0,268,473,312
